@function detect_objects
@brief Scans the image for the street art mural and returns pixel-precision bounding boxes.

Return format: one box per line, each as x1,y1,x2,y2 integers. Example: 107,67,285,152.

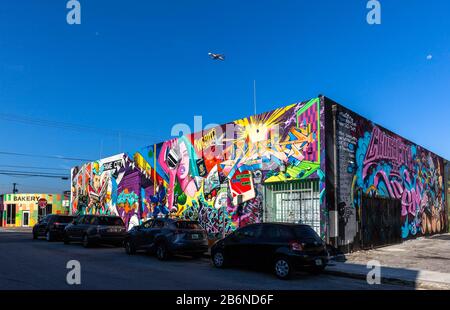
70,97,448,247
335,105,448,247
71,98,325,236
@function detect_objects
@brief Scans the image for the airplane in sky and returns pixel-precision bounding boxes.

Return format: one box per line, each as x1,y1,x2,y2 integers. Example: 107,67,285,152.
208,52,225,61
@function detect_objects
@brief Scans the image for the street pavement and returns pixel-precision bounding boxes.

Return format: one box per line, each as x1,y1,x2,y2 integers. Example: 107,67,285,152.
0,231,412,290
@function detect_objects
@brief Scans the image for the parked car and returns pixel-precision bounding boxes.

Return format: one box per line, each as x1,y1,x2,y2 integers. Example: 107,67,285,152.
210,223,329,280
124,218,208,260
32,214,76,241
63,215,126,248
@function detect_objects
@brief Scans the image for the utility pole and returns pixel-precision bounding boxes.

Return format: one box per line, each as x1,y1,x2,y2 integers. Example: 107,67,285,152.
12,183,18,194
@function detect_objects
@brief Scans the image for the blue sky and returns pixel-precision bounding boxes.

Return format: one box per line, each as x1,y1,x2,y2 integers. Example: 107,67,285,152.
0,0,449,193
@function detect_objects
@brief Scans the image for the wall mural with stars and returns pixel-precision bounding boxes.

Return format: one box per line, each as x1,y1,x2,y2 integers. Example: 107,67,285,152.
70,98,326,236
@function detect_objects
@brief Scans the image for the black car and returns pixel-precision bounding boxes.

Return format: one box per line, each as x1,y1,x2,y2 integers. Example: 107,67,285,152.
124,218,208,260
63,215,126,248
210,223,329,279
32,214,76,241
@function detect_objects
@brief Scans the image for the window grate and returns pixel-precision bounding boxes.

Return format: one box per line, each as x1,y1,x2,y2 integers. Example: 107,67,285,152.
264,180,321,235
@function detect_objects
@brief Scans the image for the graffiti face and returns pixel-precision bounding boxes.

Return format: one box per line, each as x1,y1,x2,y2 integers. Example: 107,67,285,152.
178,141,190,180
92,174,101,192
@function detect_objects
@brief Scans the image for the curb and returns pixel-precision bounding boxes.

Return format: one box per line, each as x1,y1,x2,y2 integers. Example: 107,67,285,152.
323,267,450,290
203,253,450,289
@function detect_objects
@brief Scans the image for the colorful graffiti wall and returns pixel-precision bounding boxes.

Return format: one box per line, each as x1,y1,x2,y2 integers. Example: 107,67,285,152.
71,98,325,236
1,193,65,227
333,104,448,247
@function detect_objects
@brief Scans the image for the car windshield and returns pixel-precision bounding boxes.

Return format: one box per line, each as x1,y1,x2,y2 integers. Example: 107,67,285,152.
174,221,202,230
293,225,322,243
55,216,75,223
97,217,124,226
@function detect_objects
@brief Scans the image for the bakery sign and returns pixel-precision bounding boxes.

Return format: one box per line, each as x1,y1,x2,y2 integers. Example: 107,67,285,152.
12,195,41,202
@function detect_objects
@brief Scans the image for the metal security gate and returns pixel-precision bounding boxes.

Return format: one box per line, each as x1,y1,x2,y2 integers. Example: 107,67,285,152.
264,180,321,235
361,196,402,249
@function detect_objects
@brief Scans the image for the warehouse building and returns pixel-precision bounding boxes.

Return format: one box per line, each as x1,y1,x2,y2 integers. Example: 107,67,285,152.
70,96,449,252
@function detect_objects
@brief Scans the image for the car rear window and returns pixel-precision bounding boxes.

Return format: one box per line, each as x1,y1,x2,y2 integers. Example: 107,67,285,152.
174,221,202,230
55,216,75,223
97,217,124,226
262,225,294,240
293,226,322,242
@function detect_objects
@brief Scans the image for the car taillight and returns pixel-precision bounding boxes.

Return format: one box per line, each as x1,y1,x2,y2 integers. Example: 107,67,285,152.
289,241,303,252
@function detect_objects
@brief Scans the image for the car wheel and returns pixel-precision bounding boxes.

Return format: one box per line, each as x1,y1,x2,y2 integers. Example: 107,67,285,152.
156,243,169,261
82,234,91,248
212,251,226,268
32,232,38,240
274,257,292,280
124,240,136,255
46,231,54,242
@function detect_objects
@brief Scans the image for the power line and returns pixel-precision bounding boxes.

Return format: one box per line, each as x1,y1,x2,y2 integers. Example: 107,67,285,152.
0,170,69,180
0,151,92,162
0,112,162,141
0,164,68,171
0,182,67,193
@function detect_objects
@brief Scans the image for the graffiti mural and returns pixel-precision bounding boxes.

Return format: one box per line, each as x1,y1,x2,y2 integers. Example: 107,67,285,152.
333,104,448,247
71,98,325,236
70,96,448,247
357,126,447,238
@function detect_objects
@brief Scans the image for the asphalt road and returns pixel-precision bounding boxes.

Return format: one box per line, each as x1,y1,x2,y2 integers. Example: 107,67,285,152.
0,231,412,290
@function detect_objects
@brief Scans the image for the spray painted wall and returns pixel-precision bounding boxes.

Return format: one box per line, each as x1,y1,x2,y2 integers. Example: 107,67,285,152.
332,103,448,248
446,162,450,232
70,98,326,236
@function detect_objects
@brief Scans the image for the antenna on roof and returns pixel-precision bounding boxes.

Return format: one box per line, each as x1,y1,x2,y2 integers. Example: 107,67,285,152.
253,80,257,116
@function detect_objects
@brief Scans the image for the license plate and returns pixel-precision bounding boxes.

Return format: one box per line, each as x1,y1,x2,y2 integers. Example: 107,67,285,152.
108,228,118,233
315,259,322,266
191,234,199,239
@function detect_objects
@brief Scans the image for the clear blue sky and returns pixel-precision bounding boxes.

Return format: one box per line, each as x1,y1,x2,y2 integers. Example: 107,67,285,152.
0,0,449,193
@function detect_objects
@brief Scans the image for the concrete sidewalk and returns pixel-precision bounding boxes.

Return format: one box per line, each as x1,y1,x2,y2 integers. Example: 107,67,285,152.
0,227,33,233
343,234,450,273
324,233,450,289
324,261,450,289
